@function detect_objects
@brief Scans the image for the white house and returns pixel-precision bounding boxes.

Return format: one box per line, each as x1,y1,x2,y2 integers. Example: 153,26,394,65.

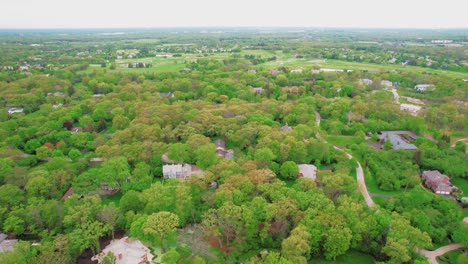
7,108,24,114
163,164,203,180
400,104,422,116
298,164,317,180
381,80,393,87
414,84,435,92
290,69,303,73
359,79,373,86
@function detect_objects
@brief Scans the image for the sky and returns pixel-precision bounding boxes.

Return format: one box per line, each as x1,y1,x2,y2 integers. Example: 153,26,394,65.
1,0,467,29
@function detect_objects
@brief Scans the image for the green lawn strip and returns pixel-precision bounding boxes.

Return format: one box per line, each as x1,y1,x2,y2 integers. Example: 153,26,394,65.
326,136,364,148
364,169,403,195
451,178,468,197
101,192,122,205
436,249,464,264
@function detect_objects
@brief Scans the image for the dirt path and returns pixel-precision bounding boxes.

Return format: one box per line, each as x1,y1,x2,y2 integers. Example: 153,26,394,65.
417,244,463,264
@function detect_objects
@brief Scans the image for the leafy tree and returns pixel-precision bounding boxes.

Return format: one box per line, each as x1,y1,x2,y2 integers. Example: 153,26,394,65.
143,211,179,253
281,225,310,263
280,161,299,180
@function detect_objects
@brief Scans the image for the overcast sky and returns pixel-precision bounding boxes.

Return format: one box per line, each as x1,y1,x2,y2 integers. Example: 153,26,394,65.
1,0,467,29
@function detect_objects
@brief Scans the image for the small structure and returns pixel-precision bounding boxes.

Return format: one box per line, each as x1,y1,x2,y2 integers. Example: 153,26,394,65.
47,92,65,97
159,92,174,98
215,139,234,159
281,123,292,132
422,170,455,195
71,127,83,134
252,87,264,94
290,69,303,73
61,187,75,200
89,158,105,166
320,68,344,72
381,80,393,88
400,104,422,116
298,164,317,180
359,79,373,86
93,94,105,98
92,237,153,264
414,84,435,92
7,108,24,115
311,69,320,74
0,233,18,253
270,69,281,75
247,69,257,74
303,78,315,82
378,131,418,150
163,164,203,180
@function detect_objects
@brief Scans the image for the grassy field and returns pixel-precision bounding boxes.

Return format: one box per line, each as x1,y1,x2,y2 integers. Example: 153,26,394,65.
258,57,467,79
327,136,364,148
451,178,468,197
437,249,465,264
95,48,468,79
364,169,405,195
311,250,374,264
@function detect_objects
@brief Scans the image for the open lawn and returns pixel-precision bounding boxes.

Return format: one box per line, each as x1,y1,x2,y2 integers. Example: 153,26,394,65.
451,178,468,197
311,250,374,264
327,136,364,148
364,169,405,195
437,249,465,264
258,57,467,79
102,192,122,205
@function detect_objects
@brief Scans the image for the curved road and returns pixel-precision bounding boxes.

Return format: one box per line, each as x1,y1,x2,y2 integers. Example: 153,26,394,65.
314,110,466,263
417,244,463,264
314,110,375,208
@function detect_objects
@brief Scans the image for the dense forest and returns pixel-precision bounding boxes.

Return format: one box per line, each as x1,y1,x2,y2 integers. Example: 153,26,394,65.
0,28,467,264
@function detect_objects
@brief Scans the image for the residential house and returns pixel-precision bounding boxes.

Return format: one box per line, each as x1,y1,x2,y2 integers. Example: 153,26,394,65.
71,127,83,134
215,139,234,159
303,78,315,82
89,158,105,166
61,187,75,200
381,80,393,88
281,123,292,132
320,68,344,72
247,69,257,74
378,131,418,150
47,92,65,97
0,233,18,253
400,104,422,116
92,237,153,264
252,87,265,94
93,94,105,98
7,108,23,114
414,84,435,92
298,164,317,180
359,79,373,86
159,92,174,98
270,69,281,75
163,164,203,180
422,170,455,195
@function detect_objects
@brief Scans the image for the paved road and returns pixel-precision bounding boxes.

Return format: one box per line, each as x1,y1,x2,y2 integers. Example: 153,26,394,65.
417,244,463,264
316,110,376,208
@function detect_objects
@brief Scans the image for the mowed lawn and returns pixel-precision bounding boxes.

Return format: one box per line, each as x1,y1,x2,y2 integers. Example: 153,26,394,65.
327,136,364,148
451,178,468,197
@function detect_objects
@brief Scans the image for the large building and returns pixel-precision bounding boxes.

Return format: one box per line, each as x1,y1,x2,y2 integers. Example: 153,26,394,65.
422,170,455,195
162,164,203,180
378,131,418,150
